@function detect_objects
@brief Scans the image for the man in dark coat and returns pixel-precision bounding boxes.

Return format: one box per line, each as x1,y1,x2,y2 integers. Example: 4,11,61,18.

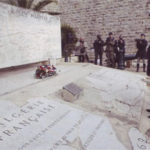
115,35,125,69
147,44,150,76
93,35,104,65
146,109,150,118
135,34,148,72
105,32,116,68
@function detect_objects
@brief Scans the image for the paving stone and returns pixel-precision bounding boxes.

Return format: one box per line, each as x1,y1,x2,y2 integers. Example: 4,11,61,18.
129,128,150,150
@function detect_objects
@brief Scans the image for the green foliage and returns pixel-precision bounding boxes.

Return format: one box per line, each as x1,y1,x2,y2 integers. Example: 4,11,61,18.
33,0,57,11
8,0,57,13
61,24,77,57
17,0,28,8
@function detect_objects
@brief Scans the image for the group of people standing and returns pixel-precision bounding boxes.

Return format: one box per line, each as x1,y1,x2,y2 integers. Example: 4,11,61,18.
75,32,150,76
93,32,125,69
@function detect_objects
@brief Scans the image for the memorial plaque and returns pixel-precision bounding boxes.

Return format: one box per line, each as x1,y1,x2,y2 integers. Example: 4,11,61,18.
0,3,61,69
63,83,83,96
0,98,126,150
62,83,83,102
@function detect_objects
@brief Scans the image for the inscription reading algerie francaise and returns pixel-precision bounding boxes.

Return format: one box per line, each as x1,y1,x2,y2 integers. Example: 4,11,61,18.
0,98,127,150
0,100,55,141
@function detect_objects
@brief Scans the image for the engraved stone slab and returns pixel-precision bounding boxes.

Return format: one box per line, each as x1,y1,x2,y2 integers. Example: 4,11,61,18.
0,3,61,69
0,98,126,150
86,67,146,121
129,128,150,150
63,83,83,96
62,83,83,102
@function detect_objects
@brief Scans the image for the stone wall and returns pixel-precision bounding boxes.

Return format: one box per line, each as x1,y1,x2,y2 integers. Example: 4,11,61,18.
60,0,150,53
0,3,61,69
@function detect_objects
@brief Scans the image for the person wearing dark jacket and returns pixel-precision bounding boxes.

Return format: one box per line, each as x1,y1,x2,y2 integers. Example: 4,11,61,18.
93,35,104,65
146,109,150,118
135,34,148,72
147,44,150,76
115,35,125,69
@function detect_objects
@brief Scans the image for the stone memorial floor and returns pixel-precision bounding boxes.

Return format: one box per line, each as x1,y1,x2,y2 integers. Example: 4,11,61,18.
0,98,127,150
0,62,150,150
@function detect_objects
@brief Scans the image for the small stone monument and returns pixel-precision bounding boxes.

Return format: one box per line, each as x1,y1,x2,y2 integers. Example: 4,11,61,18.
62,83,83,102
